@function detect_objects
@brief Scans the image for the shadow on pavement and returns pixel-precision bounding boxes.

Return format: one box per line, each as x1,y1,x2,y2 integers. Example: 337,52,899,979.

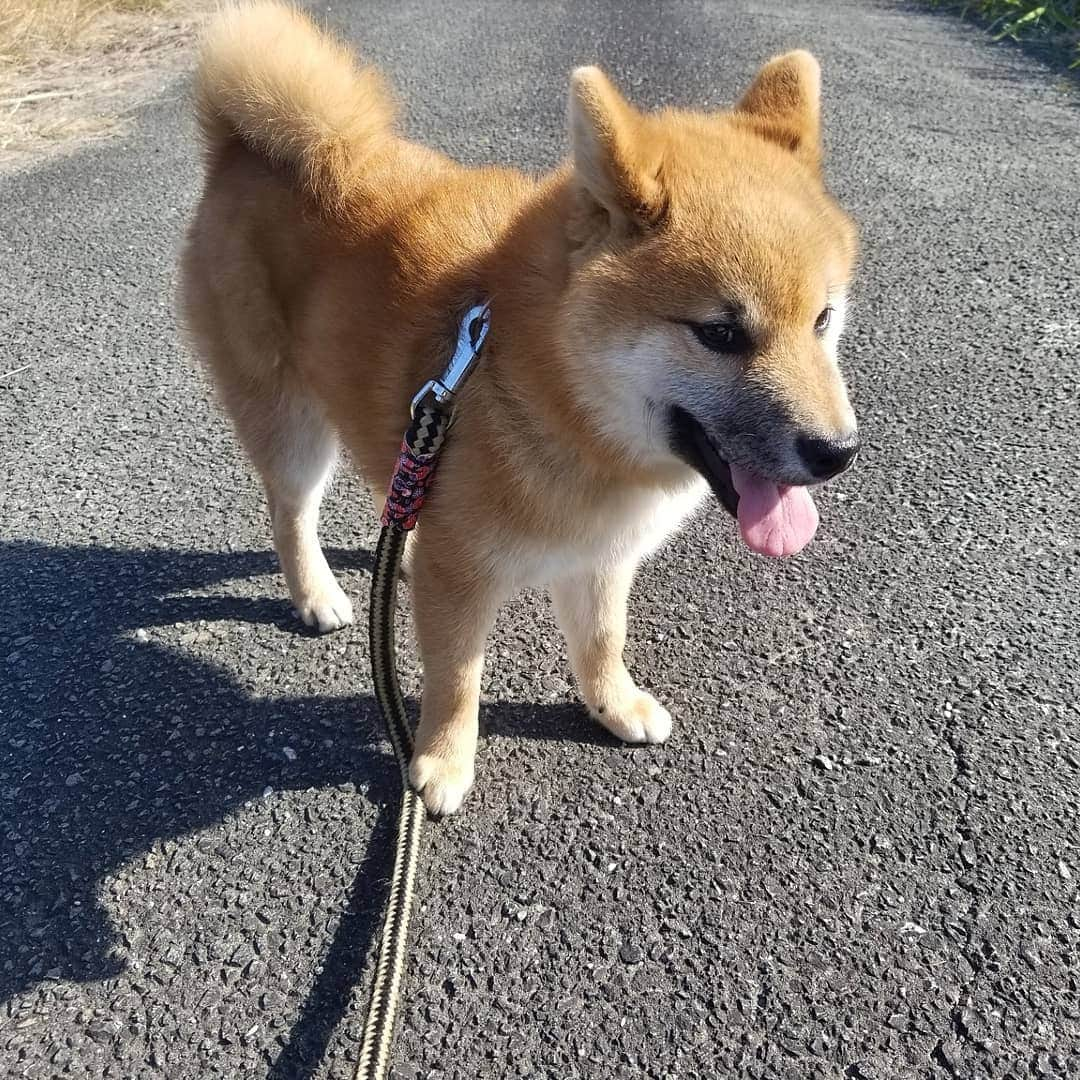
0,539,597,1076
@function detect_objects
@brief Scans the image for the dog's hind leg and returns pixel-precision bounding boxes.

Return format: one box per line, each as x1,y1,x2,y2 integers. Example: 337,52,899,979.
550,561,671,744
266,394,353,632
223,376,353,634
181,183,351,633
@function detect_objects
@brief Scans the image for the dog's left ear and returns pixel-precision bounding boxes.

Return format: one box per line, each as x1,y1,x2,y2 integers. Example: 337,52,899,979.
735,50,822,173
568,65,666,237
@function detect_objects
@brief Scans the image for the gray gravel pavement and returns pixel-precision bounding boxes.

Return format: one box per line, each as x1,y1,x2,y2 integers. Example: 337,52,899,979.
2,1,1079,1077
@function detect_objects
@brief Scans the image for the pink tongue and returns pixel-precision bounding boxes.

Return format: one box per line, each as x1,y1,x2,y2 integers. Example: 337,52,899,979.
729,464,819,557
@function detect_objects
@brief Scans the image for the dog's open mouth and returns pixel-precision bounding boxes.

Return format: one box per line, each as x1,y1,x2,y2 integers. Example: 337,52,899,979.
670,407,819,558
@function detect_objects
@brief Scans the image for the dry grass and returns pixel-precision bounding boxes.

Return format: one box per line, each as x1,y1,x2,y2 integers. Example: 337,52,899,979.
0,0,209,170
0,0,167,66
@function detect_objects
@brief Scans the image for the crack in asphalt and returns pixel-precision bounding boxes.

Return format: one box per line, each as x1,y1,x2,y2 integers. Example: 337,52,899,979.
933,704,981,1076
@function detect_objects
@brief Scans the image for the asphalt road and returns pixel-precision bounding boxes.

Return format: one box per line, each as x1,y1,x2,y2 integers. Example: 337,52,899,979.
2,1,1079,1077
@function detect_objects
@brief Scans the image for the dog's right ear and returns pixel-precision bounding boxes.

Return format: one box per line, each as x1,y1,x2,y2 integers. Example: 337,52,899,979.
734,50,822,173
568,66,665,238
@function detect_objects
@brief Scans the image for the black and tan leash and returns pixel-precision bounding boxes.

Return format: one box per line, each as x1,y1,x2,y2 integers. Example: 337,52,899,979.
355,302,491,1080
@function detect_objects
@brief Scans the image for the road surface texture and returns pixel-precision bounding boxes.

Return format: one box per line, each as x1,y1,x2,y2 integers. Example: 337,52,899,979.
2,1,1078,1078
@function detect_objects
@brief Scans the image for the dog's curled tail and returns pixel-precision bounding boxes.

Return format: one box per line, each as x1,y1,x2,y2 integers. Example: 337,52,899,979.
194,2,396,208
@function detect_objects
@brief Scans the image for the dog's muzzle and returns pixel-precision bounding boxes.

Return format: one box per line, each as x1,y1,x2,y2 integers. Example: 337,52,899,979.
668,406,739,518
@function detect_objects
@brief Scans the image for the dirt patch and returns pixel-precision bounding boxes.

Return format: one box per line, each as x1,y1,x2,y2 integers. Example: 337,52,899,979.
0,0,212,172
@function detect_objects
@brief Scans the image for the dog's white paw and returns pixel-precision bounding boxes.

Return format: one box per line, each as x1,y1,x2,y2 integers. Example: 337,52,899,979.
294,581,353,634
409,752,474,817
591,690,672,744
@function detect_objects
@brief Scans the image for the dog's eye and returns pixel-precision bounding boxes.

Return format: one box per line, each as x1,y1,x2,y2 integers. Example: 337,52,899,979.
689,320,751,356
814,306,833,335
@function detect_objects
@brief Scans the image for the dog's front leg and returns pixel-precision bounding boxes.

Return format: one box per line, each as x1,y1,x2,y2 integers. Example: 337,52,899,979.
550,562,672,744
408,543,503,816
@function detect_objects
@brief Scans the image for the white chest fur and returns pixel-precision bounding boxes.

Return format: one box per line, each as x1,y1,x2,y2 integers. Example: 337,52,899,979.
491,474,708,589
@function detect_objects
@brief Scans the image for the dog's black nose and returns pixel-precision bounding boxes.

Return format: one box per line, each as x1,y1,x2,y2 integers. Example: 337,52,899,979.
796,432,860,481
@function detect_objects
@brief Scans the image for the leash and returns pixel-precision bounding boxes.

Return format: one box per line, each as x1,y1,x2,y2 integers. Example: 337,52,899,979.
355,301,491,1080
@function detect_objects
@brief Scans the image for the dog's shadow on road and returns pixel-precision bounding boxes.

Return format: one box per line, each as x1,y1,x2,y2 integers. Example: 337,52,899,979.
0,539,598,1077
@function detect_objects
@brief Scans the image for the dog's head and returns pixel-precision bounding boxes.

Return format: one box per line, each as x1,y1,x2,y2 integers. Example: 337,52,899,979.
561,52,858,557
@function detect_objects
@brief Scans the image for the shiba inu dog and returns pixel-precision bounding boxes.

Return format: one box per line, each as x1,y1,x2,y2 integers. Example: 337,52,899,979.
181,3,859,816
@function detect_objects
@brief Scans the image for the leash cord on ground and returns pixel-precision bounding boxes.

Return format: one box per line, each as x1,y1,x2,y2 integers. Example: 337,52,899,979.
354,303,489,1080
355,521,427,1080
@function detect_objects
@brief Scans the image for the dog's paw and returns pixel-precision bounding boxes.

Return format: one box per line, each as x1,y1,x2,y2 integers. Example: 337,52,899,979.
294,581,353,634
591,690,672,744
409,752,474,817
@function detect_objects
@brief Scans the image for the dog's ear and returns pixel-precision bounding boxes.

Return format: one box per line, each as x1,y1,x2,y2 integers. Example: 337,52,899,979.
568,66,666,237
734,50,822,173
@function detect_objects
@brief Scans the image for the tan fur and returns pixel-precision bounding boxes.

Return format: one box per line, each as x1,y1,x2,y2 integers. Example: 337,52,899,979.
181,2,859,815
194,2,397,211
735,49,823,172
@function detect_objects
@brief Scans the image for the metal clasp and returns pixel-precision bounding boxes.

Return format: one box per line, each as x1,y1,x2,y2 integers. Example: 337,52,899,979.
410,302,491,419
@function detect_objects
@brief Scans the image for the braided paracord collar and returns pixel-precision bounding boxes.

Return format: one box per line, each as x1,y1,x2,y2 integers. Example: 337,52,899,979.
355,302,490,1080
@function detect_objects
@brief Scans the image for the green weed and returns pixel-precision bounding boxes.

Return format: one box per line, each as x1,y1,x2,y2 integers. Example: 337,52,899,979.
932,1,1080,68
